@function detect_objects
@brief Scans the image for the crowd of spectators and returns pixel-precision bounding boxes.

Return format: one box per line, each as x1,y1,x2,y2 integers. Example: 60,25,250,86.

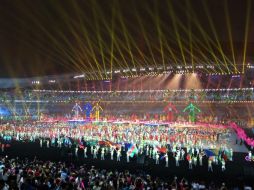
0,89,254,103
0,89,253,129
0,156,252,190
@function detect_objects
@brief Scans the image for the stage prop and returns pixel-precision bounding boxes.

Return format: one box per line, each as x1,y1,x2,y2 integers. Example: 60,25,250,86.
163,102,178,122
72,103,82,118
183,103,201,122
84,103,92,120
92,102,103,121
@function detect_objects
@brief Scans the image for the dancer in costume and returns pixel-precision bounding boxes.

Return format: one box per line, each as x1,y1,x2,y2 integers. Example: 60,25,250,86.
208,158,213,172
101,148,105,160
155,153,159,165
111,148,114,160
84,147,87,158
248,151,252,159
189,157,193,169
165,154,169,167
175,154,180,167
183,103,201,122
199,152,203,166
117,149,121,161
93,147,98,159
75,146,78,157
163,102,178,122
92,102,103,121
126,151,130,163
221,159,226,171
40,139,43,148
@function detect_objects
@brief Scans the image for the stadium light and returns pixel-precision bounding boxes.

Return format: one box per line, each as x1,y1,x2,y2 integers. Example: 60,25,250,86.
73,74,85,79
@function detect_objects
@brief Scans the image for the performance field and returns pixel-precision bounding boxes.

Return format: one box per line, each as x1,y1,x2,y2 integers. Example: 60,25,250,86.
1,0,254,189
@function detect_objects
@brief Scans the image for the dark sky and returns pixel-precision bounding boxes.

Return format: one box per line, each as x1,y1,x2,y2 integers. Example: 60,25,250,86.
0,0,253,78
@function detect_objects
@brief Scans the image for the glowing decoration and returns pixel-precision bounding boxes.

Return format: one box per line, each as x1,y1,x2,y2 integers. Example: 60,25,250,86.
92,102,103,121
183,103,201,122
230,123,254,147
245,155,254,162
72,103,82,118
163,102,178,122
84,103,92,120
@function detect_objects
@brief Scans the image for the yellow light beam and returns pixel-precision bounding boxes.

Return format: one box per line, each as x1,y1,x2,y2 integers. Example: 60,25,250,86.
242,0,251,73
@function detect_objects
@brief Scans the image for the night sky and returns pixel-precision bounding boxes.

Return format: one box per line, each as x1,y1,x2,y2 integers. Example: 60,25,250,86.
0,0,253,78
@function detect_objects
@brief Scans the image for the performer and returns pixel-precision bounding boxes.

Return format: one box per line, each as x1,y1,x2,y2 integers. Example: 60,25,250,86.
229,148,233,161
175,154,180,167
199,152,203,166
93,147,98,159
163,102,178,122
126,151,130,163
40,139,43,148
193,156,197,167
91,146,94,157
84,147,87,158
16,133,20,141
181,149,185,160
214,156,219,165
208,158,213,172
75,146,78,157
189,158,193,170
221,159,226,171
92,102,103,121
51,138,55,147
101,148,105,160
58,139,62,148
117,149,121,162
153,148,157,159
155,153,159,165
196,147,200,155
146,145,149,156
183,103,201,122
111,148,114,160
191,147,195,155
248,151,252,159
138,145,143,155
186,154,192,169
149,147,153,158
72,102,82,118
165,154,169,167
